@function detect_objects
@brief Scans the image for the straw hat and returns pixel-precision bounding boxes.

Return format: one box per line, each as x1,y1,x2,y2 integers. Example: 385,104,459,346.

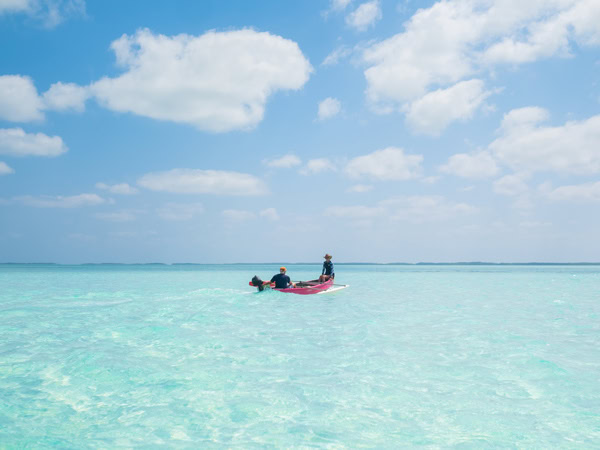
323,254,332,259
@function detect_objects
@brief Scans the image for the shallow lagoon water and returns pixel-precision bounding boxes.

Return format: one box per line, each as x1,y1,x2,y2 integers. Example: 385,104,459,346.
1,264,599,447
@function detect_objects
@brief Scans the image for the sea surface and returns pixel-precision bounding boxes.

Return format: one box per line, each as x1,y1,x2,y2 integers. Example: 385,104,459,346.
1,263,599,448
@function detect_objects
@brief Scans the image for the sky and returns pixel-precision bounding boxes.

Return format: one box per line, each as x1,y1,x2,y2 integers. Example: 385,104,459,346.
1,0,599,263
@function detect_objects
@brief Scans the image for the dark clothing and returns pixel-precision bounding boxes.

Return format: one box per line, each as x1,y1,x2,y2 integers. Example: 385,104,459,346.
271,273,291,289
322,260,334,277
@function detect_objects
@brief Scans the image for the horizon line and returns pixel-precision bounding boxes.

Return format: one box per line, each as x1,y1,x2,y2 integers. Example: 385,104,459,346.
2,262,600,266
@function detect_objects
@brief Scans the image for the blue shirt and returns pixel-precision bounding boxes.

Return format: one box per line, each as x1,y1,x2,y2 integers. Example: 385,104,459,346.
322,260,334,276
271,273,291,289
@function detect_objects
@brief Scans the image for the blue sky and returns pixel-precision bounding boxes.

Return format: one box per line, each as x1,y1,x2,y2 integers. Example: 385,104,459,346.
1,0,599,263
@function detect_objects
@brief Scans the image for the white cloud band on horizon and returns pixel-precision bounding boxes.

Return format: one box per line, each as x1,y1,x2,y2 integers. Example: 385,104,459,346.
95,182,139,195
137,168,268,196
16,193,105,208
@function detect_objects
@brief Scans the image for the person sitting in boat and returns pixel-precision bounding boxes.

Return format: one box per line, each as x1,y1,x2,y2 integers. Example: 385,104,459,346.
319,254,335,282
271,266,296,289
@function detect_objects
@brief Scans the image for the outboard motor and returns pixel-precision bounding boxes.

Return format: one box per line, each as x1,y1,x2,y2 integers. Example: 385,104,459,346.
251,275,265,291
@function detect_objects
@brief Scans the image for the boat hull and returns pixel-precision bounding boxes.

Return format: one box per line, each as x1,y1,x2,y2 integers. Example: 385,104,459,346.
274,278,334,295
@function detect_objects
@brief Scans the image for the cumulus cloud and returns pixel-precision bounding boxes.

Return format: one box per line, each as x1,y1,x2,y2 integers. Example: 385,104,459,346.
42,82,89,112
439,150,499,179
345,147,422,180
90,28,312,132
264,154,301,168
300,158,336,175
0,75,45,122
0,128,67,157
489,108,600,174
405,79,492,135
0,161,14,175
137,168,268,196
95,182,138,195
346,1,381,31
317,97,341,120
361,0,600,127
542,181,600,202
16,193,105,208
259,207,280,221
156,203,204,221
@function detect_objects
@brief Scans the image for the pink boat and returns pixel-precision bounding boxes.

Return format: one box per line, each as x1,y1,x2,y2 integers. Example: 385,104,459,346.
249,277,347,295
274,278,334,295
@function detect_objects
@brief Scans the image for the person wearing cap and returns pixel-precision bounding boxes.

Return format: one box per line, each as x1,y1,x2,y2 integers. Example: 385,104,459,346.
271,266,296,289
319,254,335,282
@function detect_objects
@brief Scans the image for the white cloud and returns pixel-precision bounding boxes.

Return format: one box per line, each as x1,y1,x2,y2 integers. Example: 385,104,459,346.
0,0,86,27
300,158,336,175
264,154,301,168
439,150,499,179
326,195,475,223
94,210,137,222
325,204,384,219
346,1,381,31
345,147,422,180
317,97,341,120
489,108,600,174
137,168,267,196
322,46,352,66
17,193,105,208
405,79,492,135
331,0,352,12
493,174,530,196
95,182,138,195
381,195,476,223
0,75,44,122
347,184,373,193
0,0,30,13
0,161,14,175
222,209,256,222
42,82,89,112
0,128,67,157
259,207,279,221
542,181,600,202
90,28,312,132
361,1,600,122
156,203,204,221
519,221,552,228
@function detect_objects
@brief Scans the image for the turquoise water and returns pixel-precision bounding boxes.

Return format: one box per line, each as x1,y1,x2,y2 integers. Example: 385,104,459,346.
1,264,599,448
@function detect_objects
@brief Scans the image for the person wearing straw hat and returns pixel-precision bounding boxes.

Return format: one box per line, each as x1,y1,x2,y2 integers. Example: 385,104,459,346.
271,266,296,289
319,254,335,282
